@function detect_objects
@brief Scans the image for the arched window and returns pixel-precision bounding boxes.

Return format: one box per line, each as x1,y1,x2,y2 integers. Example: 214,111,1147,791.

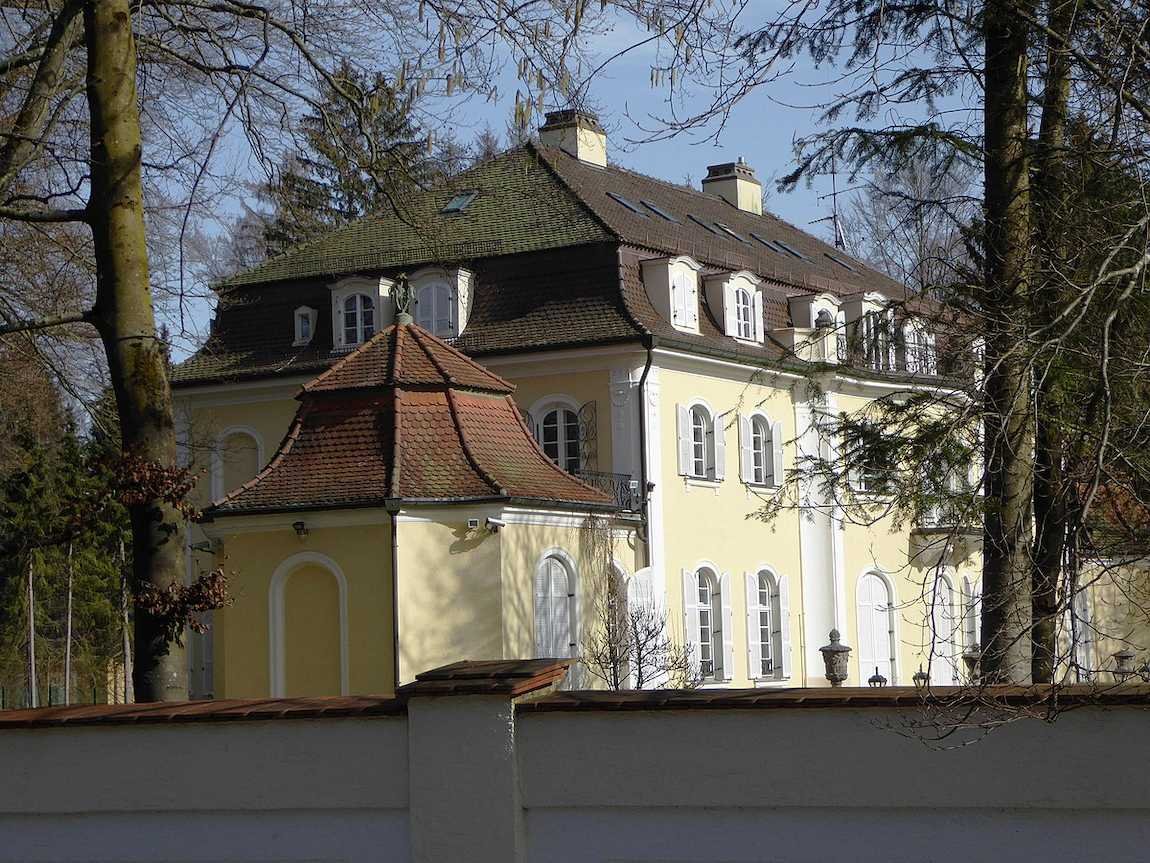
962,576,979,651
269,552,349,698
342,293,375,346
903,321,937,375
415,282,456,338
535,554,576,658
734,287,754,340
857,571,897,684
691,405,715,478
212,427,263,499
540,406,581,473
746,568,790,680
929,574,959,685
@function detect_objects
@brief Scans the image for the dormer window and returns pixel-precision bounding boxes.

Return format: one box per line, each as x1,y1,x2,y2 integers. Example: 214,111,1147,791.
329,276,392,352
902,319,937,375
641,255,702,334
293,306,317,346
342,293,376,347
409,266,473,340
862,308,896,372
704,270,764,343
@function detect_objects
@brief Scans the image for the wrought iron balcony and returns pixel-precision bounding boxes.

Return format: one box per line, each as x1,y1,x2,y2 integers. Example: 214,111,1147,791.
575,470,641,512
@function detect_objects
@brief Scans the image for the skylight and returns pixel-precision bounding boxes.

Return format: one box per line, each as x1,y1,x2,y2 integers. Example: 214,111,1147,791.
774,239,809,261
687,214,719,234
607,191,648,217
825,252,857,272
715,222,750,244
750,232,786,254
642,200,680,223
442,190,479,213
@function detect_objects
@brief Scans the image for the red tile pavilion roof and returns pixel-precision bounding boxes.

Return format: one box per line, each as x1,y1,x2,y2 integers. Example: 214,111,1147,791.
207,322,615,516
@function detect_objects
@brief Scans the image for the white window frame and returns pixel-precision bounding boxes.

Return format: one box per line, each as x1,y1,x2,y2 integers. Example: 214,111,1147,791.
704,270,764,344
293,306,317,346
683,564,732,683
856,569,898,685
745,566,791,681
534,549,578,659
340,292,376,348
677,399,725,482
739,411,784,487
330,276,390,351
528,395,583,474
902,319,937,375
409,266,473,339
734,287,754,340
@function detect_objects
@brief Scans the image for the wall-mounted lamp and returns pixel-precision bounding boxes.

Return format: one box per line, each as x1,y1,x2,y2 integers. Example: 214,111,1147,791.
292,520,309,539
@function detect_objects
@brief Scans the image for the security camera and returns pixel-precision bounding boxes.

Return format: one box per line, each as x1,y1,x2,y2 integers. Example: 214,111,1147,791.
467,518,480,530
485,516,507,532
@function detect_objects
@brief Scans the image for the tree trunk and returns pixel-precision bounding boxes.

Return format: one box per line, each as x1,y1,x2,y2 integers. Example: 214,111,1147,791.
65,542,74,705
26,557,37,709
980,0,1035,684
84,0,185,701
1030,0,1074,685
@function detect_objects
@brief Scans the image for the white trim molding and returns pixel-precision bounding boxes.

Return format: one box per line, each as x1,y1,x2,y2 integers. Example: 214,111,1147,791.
268,551,350,698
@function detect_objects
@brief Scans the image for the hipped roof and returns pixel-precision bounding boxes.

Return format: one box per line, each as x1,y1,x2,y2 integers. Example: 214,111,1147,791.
206,323,615,516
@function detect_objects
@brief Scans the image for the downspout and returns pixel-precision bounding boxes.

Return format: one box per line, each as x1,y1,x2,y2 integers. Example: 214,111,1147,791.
388,505,400,691
636,338,654,565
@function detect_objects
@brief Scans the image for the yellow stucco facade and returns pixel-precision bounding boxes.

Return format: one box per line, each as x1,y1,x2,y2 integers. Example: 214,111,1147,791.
176,343,989,698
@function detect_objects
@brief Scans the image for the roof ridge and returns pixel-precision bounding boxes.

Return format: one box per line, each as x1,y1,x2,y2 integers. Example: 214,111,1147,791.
407,325,515,392
528,142,621,242
388,388,402,499
445,388,506,497
303,325,390,393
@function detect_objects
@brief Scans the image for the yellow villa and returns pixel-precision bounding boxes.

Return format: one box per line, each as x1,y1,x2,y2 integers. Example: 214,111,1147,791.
175,109,1017,698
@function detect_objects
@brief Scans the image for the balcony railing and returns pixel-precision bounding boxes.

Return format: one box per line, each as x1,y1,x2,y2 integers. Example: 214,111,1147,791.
575,470,641,512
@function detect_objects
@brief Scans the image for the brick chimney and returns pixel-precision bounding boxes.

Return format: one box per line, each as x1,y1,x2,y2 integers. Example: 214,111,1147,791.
539,109,607,167
702,158,763,215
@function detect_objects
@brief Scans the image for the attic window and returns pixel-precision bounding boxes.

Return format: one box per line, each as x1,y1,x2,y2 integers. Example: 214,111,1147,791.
750,232,786,254
825,252,857,272
642,200,680,223
774,240,809,261
715,222,751,244
442,190,479,213
687,214,719,234
607,191,648,217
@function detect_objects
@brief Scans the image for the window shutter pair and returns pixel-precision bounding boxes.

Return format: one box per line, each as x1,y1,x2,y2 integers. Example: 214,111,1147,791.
737,416,785,486
718,571,734,681
681,568,701,672
676,405,725,480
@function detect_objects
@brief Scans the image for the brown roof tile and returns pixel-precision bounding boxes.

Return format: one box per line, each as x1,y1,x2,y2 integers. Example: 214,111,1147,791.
207,323,615,515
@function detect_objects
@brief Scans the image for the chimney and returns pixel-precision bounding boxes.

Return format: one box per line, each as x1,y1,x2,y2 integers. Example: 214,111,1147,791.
702,158,763,215
538,109,607,168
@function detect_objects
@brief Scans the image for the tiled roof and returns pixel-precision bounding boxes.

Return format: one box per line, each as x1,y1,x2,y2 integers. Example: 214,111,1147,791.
172,143,916,388
306,324,514,393
207,323,615,515
220,148,613,289
534,144,908,300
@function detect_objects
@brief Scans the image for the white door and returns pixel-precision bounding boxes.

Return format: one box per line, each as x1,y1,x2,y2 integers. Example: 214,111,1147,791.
858,573,894,684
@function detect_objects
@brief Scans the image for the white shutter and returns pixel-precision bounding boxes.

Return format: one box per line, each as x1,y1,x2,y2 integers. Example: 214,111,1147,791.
415,287,433,329
719,571,734,681
752,290,765,342
723,286,736,336
534,562,549,658
738,414,753,483
686,282,699,329
745,572,761,679
857,576,876,684
778,574,792,679
770,420,784,488
713,413,726,480
681,568,701,671
676,405,691,475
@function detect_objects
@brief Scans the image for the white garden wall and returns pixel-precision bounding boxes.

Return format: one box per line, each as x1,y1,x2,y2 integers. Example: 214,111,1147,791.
1,663,1147,863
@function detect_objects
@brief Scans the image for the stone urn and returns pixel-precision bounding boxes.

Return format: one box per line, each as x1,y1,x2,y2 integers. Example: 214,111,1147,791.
819,629,852,687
